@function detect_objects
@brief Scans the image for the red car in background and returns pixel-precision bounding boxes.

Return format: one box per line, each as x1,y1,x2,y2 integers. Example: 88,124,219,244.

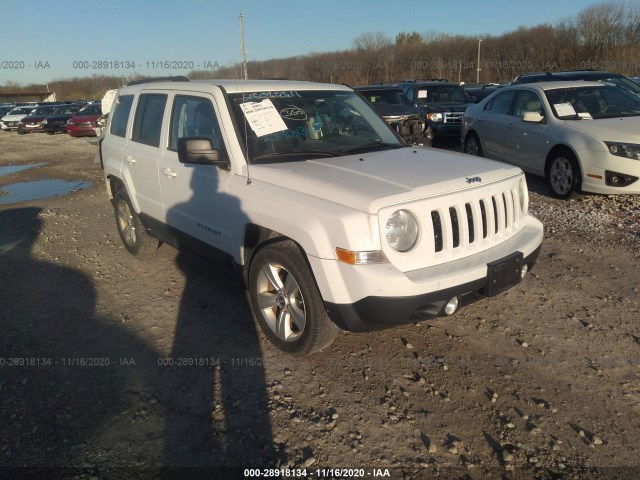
66,104,102,137
16,105,60,134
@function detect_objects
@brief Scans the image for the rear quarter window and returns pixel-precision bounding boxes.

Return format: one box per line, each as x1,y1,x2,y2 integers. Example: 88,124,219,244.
109,95,134,138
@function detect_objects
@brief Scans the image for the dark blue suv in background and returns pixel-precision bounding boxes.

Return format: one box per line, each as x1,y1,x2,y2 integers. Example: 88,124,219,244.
396,80,473,145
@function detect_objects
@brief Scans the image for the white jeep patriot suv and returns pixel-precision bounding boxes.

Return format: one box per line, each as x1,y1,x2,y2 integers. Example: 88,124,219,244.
100,78,543,355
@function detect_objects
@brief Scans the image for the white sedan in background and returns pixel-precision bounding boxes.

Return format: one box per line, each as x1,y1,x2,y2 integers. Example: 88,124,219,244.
462,81,640,198
0,106,36,131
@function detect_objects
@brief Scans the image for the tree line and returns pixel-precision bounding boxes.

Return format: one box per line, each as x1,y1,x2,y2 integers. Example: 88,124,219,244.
2,1,639,99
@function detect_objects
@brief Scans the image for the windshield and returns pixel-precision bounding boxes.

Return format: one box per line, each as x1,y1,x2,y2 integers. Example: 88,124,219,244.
358,89,410,106
52,106,78,115
545,85,640,119
78,105,102,116
32,106,57,115
417,85,469,104
582,73,640,95
229,90,403,163
10,107,35,115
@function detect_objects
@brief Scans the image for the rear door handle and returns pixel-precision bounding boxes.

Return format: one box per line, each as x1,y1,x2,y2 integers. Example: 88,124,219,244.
125,156,136,165
161,167,177,178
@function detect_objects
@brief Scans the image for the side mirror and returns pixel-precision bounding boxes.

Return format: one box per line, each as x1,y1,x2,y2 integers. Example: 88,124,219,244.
177,137,227,166
521,111,545,123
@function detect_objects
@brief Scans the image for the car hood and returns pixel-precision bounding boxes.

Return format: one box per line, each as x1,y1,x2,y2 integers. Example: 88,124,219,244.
566,116,640,142
1,114,29,121
419,103,472,113
45,114,73,121
69,115,100,123
248,147,521,213
21,115,48,122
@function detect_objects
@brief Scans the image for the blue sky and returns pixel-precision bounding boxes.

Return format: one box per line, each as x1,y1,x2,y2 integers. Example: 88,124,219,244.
2,0,605,85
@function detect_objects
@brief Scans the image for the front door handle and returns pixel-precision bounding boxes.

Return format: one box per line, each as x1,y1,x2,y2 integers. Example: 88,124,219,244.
125,156,136,165
161,167,177,178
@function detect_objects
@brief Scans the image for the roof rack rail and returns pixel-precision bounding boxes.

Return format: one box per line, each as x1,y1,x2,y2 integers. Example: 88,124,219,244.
127,76,190,86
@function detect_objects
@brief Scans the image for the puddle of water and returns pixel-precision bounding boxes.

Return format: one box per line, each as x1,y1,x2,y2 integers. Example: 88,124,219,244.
0,162,47,176
0,180,91,205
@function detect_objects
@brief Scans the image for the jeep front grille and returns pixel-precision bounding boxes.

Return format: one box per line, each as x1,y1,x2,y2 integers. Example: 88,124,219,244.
378,176,528,272
427,187,520,255
443,112,463,123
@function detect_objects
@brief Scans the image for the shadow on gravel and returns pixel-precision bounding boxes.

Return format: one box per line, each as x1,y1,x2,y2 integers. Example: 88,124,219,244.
0,206,276,476
160,250,276,472
0,207,156,471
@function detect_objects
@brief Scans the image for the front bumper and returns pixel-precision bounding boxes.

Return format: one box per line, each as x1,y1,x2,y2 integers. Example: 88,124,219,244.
310,218,543,332
430,122,462,140
325,246,540,331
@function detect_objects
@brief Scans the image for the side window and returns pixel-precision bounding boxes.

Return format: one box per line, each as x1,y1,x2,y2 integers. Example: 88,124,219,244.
168,95,227,158
485,90,516,115
132,93,167,147
512,90,544,117
109,94,134,137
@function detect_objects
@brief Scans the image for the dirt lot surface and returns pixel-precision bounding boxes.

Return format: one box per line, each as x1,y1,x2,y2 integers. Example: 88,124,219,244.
1,133,639,480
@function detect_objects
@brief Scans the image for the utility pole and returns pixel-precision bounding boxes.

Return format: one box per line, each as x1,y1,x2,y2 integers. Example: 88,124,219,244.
240,13,248,80
476,37,483,83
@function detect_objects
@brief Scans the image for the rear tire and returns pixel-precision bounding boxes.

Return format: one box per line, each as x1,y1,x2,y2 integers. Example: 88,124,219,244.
113,189,158,257
247,240,339,355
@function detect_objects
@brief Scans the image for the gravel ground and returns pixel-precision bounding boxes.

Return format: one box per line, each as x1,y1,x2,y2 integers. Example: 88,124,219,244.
1,132,639,480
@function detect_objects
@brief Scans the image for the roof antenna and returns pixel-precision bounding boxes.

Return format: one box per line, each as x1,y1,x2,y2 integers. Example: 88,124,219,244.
239,12,251,184
240,13,248,81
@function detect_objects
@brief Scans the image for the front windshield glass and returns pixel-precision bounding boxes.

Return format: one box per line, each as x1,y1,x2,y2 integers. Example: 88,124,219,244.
78,105,102,116
53,106,78,115
32,106,56,115
11,107,35,115
229,90,402,163
417,85,468,104
545,85,640,119
359,89,410,106
585,74,640,95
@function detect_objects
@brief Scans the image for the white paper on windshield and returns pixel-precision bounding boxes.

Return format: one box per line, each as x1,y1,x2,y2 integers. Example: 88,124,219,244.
240,99,288,137
554,102,576,117
418,90,428,99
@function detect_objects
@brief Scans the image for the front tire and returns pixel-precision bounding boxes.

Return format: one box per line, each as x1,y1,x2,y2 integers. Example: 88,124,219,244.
113,189,158,257
546,150,580,199
248,240,339,355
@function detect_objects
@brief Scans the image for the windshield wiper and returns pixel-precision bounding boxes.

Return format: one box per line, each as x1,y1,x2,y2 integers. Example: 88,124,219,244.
341,141,403,154
558,114,582,120
251,150,339,161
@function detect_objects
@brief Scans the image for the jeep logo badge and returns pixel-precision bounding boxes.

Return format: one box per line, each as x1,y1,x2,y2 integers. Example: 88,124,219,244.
466,176,482,184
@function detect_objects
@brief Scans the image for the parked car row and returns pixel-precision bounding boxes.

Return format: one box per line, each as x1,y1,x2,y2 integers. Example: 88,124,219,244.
355,79,474,146
358,69,640,198
0,101,102,137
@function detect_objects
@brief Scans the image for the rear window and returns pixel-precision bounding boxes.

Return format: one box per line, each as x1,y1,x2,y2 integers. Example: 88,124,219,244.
132,94,167,147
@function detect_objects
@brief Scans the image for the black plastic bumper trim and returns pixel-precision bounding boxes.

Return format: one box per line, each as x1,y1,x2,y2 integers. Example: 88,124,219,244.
325,246,541,332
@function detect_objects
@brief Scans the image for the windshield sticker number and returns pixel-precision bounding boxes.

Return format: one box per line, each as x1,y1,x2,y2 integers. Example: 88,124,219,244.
418,90,428,99
554,102,576,117
240,99,288,137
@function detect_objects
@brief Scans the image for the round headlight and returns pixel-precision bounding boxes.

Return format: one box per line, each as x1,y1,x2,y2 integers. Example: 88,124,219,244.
385,209,419,252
